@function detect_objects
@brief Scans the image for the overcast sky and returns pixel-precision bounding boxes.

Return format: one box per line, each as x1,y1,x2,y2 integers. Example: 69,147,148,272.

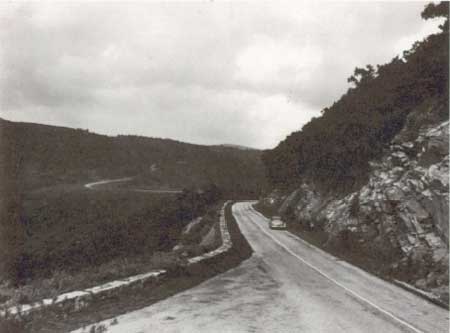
0,1,443,149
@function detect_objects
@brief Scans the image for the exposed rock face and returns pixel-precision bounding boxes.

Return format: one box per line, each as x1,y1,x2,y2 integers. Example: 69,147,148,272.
199,224,219,250
182,217,203,235
275,110,449,299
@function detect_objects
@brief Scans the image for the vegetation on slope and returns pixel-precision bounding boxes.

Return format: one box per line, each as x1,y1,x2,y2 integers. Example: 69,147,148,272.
262,2,449,194
0,119,266,196
0,115,265,285
0,201,253,333
1,185,222,288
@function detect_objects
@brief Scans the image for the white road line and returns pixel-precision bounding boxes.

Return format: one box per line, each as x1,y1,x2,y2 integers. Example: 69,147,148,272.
241,203,425,333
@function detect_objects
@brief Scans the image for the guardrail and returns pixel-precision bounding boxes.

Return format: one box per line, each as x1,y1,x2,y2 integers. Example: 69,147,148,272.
1,201,232,319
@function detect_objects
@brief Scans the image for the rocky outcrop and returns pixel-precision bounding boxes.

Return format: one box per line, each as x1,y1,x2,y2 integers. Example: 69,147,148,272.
174,213,222,257
199,224,219,250
273,106,449,300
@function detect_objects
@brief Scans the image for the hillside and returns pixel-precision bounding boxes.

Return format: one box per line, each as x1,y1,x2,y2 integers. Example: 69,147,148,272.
263,3,448,194
0,119,266,197
0,116,266,288
259,3,448,302
0,117,266,284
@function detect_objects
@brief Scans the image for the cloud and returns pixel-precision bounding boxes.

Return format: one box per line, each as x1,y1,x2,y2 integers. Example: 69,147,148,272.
0,1,442,149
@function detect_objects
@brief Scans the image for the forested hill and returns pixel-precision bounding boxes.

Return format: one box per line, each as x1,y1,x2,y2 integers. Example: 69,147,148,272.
262,2,449,194
0,119,266,197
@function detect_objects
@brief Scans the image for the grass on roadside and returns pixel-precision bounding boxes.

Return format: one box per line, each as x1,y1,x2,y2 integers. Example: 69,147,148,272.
1,202,253,333
1,185,222,309
0,251,183,308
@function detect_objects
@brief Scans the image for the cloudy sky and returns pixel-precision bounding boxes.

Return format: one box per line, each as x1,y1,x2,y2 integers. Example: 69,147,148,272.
0,1,443,149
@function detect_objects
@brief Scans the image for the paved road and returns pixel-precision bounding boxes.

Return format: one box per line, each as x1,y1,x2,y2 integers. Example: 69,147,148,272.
84,177,183,194
73,202,449,333
84,177,181,193
84,177,133,189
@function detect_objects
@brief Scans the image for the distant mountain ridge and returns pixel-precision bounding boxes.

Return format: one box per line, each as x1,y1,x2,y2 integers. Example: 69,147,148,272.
0,118,266,197
214,144,257,151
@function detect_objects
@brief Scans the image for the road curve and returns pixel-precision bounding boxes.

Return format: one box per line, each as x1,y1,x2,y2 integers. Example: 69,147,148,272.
84,177,133,189
84,177,182,193
73,202,449,333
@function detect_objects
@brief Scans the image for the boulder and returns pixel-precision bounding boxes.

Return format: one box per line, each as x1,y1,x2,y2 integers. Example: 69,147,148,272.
403,199,429,222
424,233,443,249
432,248,448,263
385,186,404,201
426,164,448,188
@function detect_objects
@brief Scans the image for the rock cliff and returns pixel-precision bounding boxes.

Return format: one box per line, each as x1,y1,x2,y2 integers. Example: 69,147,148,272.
270,100,449,301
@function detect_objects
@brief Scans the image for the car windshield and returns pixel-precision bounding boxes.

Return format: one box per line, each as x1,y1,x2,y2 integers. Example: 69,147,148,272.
272,216,281,220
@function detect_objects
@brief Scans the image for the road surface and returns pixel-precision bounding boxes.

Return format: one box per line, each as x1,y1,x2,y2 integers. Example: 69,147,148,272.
73,202,449,333
84,177,133,189
84,177,181,193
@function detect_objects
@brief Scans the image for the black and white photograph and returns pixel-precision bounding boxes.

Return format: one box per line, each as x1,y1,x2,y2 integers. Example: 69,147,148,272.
0,1,448,332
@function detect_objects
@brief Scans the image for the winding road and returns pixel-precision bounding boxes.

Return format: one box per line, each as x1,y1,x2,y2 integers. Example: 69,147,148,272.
73,202,449,333
84,177,182,193
84,177,133,189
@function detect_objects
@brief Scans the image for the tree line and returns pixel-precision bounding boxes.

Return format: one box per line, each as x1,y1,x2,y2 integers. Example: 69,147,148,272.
262,2,449,194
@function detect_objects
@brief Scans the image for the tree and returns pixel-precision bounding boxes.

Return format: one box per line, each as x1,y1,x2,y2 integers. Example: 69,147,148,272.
421,2,449,31
347,65,376,87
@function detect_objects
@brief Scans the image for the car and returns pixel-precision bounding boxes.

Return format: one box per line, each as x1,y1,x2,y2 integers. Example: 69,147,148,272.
269,216,286,230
